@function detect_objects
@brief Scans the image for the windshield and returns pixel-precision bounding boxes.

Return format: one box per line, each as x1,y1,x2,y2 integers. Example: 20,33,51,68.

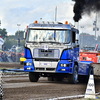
26,29,70,44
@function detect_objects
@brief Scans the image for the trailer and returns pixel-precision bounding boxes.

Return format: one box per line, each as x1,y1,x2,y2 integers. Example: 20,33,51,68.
80,50,100,76
20,21,93,83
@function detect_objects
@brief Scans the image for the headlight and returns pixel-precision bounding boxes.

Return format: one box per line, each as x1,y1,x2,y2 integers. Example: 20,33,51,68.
64,64,67,67
60,64,64,67
27,67,31,70
60,64,69,67
26,62,32,66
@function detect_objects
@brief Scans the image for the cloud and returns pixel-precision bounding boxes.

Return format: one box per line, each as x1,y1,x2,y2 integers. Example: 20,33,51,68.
0,0,72,35
79,12,100,37
0,0,99,37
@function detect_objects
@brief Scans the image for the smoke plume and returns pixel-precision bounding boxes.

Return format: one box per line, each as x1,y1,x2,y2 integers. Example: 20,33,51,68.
73,0,100,22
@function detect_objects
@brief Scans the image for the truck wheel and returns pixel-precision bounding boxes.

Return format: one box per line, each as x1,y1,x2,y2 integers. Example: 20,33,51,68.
68,65,78,84
29,72,39,82
48,77,54,81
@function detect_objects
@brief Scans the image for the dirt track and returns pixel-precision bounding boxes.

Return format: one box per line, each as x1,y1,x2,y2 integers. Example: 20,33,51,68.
0,63,100,100
2,75,100,100
0,62,23,69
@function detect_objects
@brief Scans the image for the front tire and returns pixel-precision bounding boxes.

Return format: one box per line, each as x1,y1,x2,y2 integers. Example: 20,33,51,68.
29,72,39,82
68,65,78,84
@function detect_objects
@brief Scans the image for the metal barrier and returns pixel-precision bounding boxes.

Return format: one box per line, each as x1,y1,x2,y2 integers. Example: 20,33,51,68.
0,71,3,100
0,69,24,100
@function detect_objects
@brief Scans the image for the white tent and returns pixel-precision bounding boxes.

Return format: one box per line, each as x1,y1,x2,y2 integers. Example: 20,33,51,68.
0,37,4,50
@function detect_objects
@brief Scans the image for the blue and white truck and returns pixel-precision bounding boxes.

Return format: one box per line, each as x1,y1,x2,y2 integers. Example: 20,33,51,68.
20,20,93,83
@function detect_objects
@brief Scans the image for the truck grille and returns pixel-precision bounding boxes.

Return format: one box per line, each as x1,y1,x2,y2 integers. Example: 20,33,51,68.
46,68,55,71
35,68,55,71
36,68,45,70
33,48,59,59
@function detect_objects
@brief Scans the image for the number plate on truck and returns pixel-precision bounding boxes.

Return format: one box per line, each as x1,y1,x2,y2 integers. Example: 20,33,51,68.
40,62,51,66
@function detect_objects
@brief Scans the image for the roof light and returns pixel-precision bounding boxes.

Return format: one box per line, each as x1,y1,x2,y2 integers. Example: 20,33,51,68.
34,20,38,24
65,21,68,25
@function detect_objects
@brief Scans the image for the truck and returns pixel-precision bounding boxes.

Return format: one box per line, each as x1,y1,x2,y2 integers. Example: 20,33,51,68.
20,20,94,84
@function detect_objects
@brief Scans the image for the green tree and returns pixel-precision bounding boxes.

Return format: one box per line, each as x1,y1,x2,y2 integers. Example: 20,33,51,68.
15,30,24,40
20,40,25,46
4,35,25,50
0,28,7,39
5,38,17,50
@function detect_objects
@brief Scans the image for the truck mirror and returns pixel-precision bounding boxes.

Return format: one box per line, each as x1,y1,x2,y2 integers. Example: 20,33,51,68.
23,26,28,39
23,31,26,39
23,30,26,39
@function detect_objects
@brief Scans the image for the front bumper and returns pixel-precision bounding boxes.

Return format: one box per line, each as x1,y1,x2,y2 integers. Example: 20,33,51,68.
24,59,72,73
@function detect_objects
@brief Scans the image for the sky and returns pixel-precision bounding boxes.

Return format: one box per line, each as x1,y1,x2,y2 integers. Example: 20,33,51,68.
0,0,100,38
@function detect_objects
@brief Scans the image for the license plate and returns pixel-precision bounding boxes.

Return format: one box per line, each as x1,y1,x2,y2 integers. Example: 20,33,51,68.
40,62,51,66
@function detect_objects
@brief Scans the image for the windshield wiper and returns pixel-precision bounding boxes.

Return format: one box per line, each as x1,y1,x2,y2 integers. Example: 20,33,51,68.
27,41,62,44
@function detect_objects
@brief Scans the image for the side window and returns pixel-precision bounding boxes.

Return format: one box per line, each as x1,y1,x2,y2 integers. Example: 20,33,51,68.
64,30,70,43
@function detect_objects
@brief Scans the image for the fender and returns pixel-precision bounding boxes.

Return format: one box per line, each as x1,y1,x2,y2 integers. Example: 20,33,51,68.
78,61,93,75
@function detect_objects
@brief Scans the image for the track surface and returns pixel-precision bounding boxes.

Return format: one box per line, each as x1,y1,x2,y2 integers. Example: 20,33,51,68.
1,63,100,100
2,74,100,100
0,62,23,69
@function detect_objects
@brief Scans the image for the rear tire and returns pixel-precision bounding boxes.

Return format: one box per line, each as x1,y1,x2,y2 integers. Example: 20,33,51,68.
68,65,78,84
29,72,39,82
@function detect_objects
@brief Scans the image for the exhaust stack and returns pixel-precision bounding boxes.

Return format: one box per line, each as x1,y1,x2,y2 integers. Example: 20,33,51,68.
74,22,79,29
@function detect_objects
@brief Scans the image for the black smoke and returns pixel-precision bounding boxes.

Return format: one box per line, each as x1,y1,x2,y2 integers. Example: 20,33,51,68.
73,0,100,22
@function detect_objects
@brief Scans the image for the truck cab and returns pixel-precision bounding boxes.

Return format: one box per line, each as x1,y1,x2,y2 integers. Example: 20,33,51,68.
21,21,81,83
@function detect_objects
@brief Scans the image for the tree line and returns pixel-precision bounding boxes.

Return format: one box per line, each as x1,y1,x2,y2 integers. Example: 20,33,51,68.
0,28,25,50
79,33,100,49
